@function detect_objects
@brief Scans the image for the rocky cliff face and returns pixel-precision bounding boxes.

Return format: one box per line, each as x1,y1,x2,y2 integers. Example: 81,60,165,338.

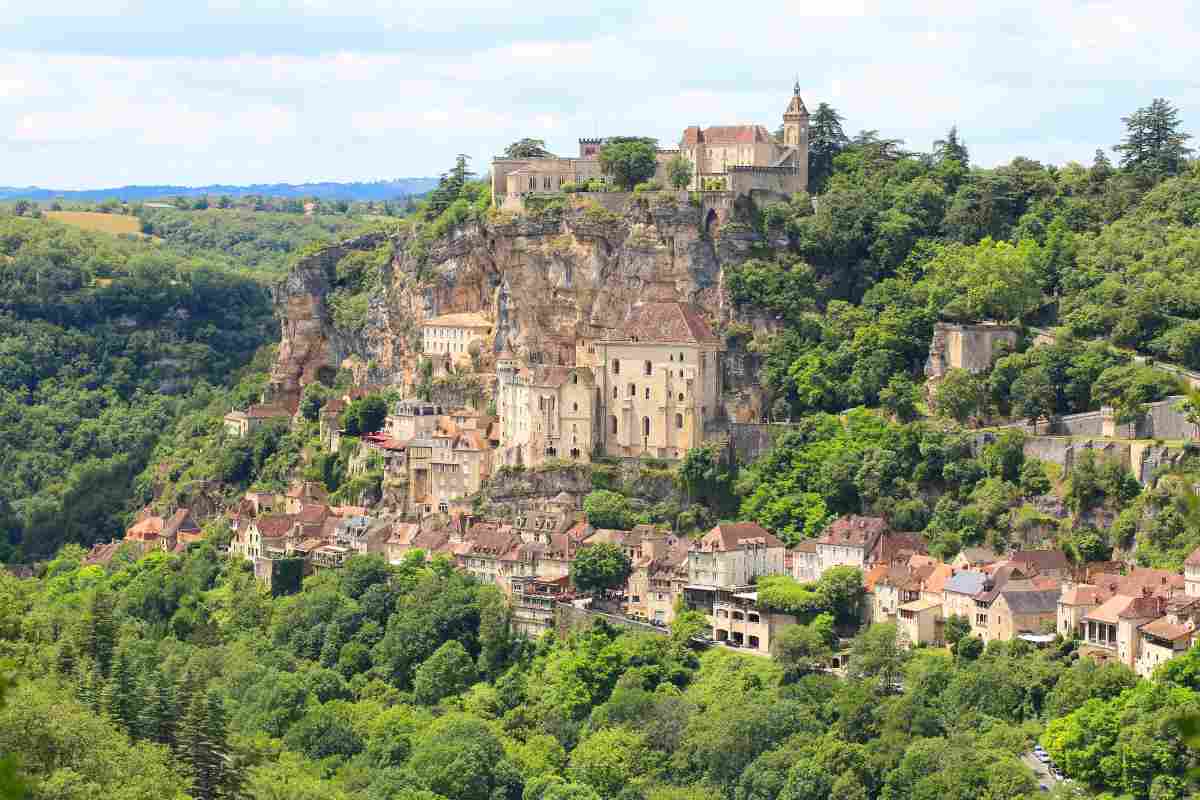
270,195,782,418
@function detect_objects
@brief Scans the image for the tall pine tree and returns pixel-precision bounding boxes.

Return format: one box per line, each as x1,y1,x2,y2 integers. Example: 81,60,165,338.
179,688,230,800
82,590,117,676
807,102,849,194
1114,98,1193,180
140,668,178,747
933,125,969,166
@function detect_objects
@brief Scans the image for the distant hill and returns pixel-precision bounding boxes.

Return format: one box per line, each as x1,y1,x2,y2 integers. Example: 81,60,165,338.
0,178,439,202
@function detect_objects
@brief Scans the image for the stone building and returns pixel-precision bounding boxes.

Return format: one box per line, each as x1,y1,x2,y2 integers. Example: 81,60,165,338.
595,302,723,459
924,322,1019,382
626,532,689,624
814,516,888,574
712,590,797,654
223,404,289,438
490,83,810,209
685,523,786,622
421,312,493,375
1186,546,1200,596
496,359,596,466
679,80,809,194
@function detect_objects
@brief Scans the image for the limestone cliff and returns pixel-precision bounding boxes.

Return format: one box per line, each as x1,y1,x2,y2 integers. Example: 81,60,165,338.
270,195,782,420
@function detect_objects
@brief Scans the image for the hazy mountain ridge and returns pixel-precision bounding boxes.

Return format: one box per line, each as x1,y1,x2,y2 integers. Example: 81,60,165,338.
0,177,439,202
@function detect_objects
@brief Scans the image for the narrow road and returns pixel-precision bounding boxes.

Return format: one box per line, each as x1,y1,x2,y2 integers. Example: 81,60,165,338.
1021,752,1061,789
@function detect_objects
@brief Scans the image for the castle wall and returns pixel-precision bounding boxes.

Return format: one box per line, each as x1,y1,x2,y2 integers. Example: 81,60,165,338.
727,166,805,198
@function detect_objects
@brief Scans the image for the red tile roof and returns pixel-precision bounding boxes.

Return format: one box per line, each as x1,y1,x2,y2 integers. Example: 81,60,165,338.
697,522,782,552
126,516,164,541
681,124,773,145
254,514,295,539
818,516,888,548
610,302,719,344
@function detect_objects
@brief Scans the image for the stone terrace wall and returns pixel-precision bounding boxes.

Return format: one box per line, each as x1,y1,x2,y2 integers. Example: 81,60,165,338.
729,422,804,464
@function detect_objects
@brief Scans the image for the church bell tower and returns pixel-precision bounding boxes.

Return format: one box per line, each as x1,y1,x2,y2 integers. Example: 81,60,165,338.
782,78,809,149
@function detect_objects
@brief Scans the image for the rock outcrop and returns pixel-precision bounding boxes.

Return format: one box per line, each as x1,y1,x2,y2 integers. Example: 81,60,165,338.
270,194,779,416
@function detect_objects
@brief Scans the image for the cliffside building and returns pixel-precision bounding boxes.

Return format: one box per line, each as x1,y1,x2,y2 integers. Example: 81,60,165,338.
496,360,596,467
421,312,493,376
595,302,723,459
490,83,811,208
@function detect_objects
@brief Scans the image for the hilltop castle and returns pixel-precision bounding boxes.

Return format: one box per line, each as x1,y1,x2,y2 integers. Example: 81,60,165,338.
491,82,810,209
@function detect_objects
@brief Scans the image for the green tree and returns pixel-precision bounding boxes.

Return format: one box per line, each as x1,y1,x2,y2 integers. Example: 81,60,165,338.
504,139,553,159
414,640,478,705
772,622,832,680
300,382,329,422
934,369,984,425
178,689,229,800
598,138,659,190
408,713,520,800
807,102,849,193
570,542,632,595
666,154,694,190
849,623,908,688
343,394,388,435
583,490,637,529
567,726,653,797
933,125,969,167
943,614,971,646
1114,98,1193,180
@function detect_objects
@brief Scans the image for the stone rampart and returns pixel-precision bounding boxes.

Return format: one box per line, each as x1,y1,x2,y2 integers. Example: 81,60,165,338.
555,603,670,637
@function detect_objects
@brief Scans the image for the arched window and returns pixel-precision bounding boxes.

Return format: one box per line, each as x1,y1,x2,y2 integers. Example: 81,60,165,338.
570,448,581,459
669,354,674,362
629,383,636,397
612,386,617,399
678,393,684,402
572,402,578,412
679,352,684,361
612,359,620,374
571,372,579,384
643,360,652,376
644,387,650,399
675,413,683,429
609,416,618,434
642,417,650,437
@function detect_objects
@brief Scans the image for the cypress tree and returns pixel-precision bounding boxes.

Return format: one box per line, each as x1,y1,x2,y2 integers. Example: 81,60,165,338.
82,591,116,676
140,668,177,746
103,649,137,735
179,688,230,800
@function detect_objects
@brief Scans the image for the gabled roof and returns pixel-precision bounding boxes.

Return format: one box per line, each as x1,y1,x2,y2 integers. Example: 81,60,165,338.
681,124,773,146
1085,594,1149,624
296,504,331,525
944,570,988,596
1061,584,1111,606
609,302,719,345
1009,550,1070,573
818,516,887,548
126,516,164,541
697,522,782,552
957,546,1000,565
1140,617,1195,642
254,514,295,539
999,588,1060,615
162,508,201,537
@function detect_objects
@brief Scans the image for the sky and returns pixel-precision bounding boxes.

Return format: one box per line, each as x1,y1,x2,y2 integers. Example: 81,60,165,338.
3,0,1200,189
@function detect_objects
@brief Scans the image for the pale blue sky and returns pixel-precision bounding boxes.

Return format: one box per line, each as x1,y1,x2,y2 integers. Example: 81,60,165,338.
2,0,1199,188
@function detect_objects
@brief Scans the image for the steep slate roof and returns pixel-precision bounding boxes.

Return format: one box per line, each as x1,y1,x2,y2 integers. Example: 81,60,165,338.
611,302,719,344
999,589,1060,615
944,570,988,596
162,509,200,537
697,522,782,552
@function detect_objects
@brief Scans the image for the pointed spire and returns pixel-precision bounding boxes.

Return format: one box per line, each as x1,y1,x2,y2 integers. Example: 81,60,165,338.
794,74,801,95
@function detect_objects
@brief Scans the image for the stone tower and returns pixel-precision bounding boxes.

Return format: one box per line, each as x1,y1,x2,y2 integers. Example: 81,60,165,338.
782,78,809,150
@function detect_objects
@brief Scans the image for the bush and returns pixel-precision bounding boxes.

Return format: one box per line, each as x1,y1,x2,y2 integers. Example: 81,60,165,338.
633,181,663,194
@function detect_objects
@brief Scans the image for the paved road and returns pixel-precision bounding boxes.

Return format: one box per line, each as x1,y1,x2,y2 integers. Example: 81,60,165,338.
1021,752,1061,789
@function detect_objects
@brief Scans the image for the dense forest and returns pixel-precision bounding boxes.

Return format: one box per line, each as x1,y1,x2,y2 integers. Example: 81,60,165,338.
0,207,399,561
2,544,1199,800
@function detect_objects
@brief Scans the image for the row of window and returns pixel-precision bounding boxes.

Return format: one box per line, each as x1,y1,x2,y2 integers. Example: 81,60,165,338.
527,175,567,191
612,356,689,375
